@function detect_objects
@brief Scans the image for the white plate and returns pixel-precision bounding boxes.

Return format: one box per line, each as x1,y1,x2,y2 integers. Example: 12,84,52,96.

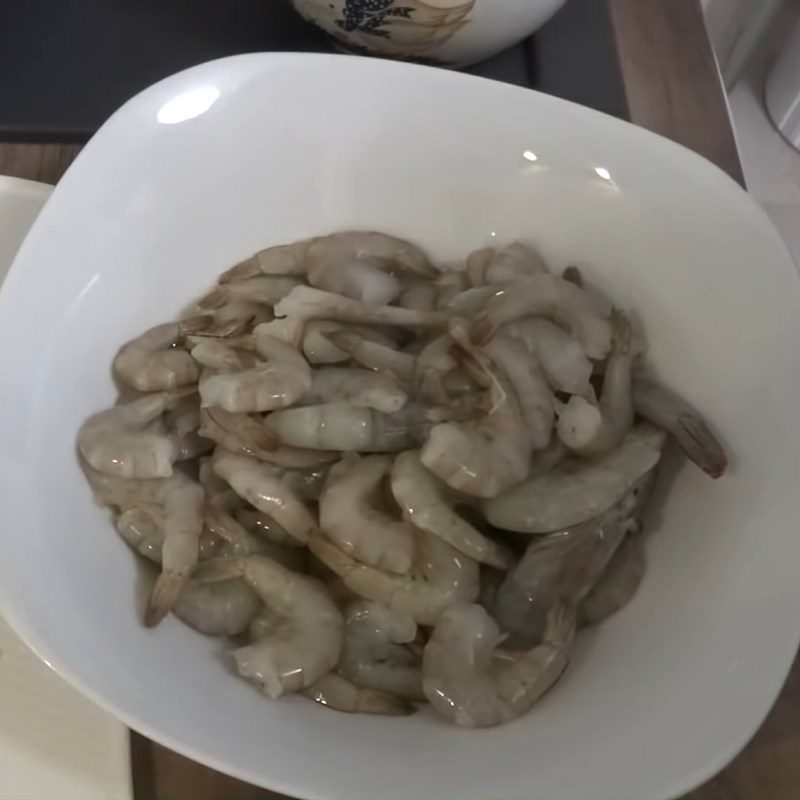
0,54,799,800
0,176,131,800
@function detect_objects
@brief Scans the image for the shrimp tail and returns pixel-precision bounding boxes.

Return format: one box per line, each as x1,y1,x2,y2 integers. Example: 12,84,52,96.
198,288,227,310
144,570,187,627
673,413,728,479
562,266,584,288
178,313,214,334
543,602,577,650
219,256,260,283
633,377,727,478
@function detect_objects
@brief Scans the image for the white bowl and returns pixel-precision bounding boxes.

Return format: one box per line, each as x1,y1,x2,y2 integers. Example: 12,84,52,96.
1,53,799,800
291,0,568,67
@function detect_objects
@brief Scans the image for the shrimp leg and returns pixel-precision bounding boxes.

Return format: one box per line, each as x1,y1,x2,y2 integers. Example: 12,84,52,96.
303,673,414,716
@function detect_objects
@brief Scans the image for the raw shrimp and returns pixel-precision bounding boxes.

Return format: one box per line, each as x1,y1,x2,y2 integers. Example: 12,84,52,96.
197,555,343,697
398,280,438,312
303,673,414,716
303,367,408,413
113,317,209,391
444,285,505,316
204,503,308,570
422,602,575,728
173,578,262,636
320,455,415,574
199,276,302,309
238,235,406,306
633,375,727,478
338,600,424,701
165,395,211,460
256,445,339,469
115,505,165,564
199,333,312,413
264,462,330,502
484,336,554,450
82,461,175,510
222,232,435,307
144,474,205,627
579,536,646,627
324,330,415,383
465,242,548,286
469,273,612,359
491,479,651,646
198,407,278,458
213,452,317,544
420,325,530,498
557,311,633,456
115,503,221,564
203,298,272,335
482,423,665,532
308,527,480,626
504,317,594,398
390,451,512,569
190,338,251,372
265,402,431,452
273,286,448,328
235,508,305,548
414,334,463,404
78,390,189,479
300,321,399,365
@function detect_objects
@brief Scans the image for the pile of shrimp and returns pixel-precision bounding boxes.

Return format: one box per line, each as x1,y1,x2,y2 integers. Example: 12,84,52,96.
77,231,728,728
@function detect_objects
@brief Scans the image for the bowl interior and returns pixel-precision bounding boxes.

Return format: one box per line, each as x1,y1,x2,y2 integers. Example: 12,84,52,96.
0,54,799,799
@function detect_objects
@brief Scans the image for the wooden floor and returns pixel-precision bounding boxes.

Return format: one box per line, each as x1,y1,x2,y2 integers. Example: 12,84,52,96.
2,0,796,797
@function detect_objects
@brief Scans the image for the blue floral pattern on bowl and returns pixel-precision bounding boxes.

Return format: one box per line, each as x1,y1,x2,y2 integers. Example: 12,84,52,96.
294,0,475,60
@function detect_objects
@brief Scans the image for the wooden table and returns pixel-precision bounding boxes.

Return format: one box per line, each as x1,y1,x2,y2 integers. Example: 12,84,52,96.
3,1,794,797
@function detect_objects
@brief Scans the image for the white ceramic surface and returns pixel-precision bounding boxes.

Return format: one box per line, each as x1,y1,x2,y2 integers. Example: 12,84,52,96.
292,0,567,67
0,54,799,800
0,176,131,800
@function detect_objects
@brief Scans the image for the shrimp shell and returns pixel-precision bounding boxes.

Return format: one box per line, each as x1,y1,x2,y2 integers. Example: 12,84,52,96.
390,451,512,569
213,452,317,544
338,600,424,701
222,231,435,283
633,375,727,478
197,555,343,698
199,334,312,413
265,402,431,453
77,391,188,479
303,367,408,413
422,602,574,728
320,455,416,574
273,285,448,329
173,578,262,636
557,311,633,457
466,242,548,287
579,536,646,627
113,317,209,392
308,528,480,626
469,273,612,359
482,424,665,533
